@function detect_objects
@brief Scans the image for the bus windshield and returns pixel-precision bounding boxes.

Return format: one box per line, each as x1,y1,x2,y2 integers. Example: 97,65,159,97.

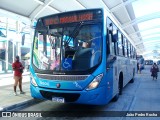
32,23,102,74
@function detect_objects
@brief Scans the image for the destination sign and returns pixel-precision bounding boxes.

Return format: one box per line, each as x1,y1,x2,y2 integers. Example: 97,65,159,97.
42,9,102,26
44,13,93,26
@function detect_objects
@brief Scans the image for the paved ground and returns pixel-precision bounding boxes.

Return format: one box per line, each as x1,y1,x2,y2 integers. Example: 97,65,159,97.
0,72,38,111
0,72,30,86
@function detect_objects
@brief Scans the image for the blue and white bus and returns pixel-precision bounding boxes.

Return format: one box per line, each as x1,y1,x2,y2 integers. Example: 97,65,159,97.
30,8,137,105
145,60,153,65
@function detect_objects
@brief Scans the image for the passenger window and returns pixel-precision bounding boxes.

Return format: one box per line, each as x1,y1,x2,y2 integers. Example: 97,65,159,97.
130,45,134,58
126,40,129,58
118,31,123,56
106,19,113,55
128,42,131,58
124,38,128,57
107,21,118,56
112,26,118,55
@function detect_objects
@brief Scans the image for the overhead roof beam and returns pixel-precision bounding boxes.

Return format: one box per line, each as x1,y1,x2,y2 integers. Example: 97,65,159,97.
129,25,160,36
33,0,44,5
143,39,160,44
135,37,160,46
30,0,60,21
110,0,138,12
135,41,143,46
143,37,160,42
131,32,160,40
76,0,87,8
33,0,61,12
119,0,132,22
122,11,160,29
143,44,160,48
100,0,112,16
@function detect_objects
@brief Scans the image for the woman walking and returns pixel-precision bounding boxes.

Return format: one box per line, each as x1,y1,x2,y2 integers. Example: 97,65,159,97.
150,63,159,80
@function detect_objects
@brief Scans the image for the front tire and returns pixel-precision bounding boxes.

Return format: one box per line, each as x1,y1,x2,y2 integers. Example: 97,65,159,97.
119,82,123,95
112,79,122,102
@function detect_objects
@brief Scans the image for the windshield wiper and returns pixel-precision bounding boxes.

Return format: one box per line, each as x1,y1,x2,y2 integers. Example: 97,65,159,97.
64,22,83,47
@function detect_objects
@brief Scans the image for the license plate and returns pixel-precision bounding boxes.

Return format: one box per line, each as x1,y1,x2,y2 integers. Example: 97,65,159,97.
52,97,65,103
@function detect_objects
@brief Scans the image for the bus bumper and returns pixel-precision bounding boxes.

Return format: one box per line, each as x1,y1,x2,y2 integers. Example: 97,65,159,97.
30,84,111,105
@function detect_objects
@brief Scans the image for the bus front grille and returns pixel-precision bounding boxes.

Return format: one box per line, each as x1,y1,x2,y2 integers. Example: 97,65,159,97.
36,74,88,81
40,90,80,102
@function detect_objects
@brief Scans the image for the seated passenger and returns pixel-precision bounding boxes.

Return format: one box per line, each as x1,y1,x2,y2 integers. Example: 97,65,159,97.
82,41,90,48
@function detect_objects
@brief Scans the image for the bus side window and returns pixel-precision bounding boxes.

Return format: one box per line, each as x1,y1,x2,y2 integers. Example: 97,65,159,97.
128,42,131,58
107,21,118,56
106,19,111,55
126,39,129,58
112,24,118,55
122,35,125,56
134,48,136,59
130,44,134,59
118,31,123,56
113,29,118,55
108,29,113,55
123,37,128,57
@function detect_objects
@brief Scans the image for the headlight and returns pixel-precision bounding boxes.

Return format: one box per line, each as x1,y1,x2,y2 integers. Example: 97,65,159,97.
30,74,38,87
86,73,103,90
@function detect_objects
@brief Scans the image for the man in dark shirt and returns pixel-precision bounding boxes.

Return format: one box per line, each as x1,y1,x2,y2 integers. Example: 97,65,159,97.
12,56,25,96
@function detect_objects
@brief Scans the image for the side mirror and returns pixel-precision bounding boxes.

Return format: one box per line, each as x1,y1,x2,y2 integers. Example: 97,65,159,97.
106,55,116,71
107,55,117,63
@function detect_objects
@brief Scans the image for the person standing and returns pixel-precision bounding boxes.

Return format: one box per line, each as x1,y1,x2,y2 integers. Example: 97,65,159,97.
139,63,142,74
12,56,25,96
137,62,139,73
150,63,159,80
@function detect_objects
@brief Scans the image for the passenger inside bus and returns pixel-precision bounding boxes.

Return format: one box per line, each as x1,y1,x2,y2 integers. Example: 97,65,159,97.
82,41,90,48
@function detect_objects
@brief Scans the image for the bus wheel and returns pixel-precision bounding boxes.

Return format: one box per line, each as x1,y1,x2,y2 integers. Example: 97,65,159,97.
112,78,122,102
119,79,123,95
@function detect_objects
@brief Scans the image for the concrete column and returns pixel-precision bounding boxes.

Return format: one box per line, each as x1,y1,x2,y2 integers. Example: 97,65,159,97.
13,42,15,63
5,18,8,73
18,42,21,59
30,23,34,53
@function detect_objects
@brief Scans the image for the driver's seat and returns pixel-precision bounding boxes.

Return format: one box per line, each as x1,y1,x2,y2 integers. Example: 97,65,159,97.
72,48,93,70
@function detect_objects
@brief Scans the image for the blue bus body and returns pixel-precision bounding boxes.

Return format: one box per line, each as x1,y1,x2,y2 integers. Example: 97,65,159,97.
157,60,160,65
30,8,137,105
145,60,153,65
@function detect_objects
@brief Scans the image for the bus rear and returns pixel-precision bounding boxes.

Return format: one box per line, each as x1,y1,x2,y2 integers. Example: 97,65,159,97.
30,9,109,105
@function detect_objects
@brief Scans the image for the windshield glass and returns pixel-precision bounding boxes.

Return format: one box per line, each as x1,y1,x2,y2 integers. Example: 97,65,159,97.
32,23,102,73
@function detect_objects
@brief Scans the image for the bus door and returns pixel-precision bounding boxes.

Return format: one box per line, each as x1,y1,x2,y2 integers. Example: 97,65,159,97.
106,19,119,97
